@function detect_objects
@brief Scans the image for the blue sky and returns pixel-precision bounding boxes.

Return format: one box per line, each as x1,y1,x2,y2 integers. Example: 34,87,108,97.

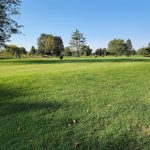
9,0,150,51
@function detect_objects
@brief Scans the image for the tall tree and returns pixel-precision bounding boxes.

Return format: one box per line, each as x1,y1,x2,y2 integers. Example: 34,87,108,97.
69,29,86,57
37,34,64,56
108,39,126,56
0,0,22,48
37,34,48,54
52,36,64,56
30,46,37,55
126,39,133,57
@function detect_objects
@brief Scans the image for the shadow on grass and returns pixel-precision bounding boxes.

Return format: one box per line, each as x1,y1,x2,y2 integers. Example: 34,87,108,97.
0,87,25,102
0,101,63,117
78,134,143,150
0,87,147,149
0,87,65,116
1,58,150,65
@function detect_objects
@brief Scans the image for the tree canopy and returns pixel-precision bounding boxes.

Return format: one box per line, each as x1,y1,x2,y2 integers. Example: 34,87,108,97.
0,0,22,48
95,48,107,56
138,43,150,56
81,45,92,56
108,39,127,56
5,45,25,58
29,46,37,55
37,34,64,56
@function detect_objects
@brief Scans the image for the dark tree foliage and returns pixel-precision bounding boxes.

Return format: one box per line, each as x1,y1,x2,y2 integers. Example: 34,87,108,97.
131,49,136,55
53,36,64,57
20,47,27,55
81,45,92,56
59,55,64,60
126,39,133,57
95,48,107,56
0,0,22,48
138,43,150,56
29,46,37,55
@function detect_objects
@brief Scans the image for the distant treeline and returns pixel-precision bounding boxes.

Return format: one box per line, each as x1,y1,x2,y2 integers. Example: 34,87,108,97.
1,2,150,59
1,29,150,58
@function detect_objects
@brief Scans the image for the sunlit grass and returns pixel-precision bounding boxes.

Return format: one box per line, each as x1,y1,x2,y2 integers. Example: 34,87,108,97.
0,57,150,149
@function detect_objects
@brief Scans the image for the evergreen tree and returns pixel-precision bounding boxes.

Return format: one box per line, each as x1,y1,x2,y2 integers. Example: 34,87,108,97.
69,29,86,57
126,39,133,57
30,46,37,55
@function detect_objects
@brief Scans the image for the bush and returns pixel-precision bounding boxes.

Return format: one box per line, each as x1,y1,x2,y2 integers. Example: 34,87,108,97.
138,47,150,57
59,55,64,60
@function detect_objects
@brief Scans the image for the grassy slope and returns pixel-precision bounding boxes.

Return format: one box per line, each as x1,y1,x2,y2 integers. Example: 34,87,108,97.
0,57,150,150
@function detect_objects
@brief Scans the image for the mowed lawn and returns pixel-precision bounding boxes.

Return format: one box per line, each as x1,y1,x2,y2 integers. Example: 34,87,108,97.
0,57,150,150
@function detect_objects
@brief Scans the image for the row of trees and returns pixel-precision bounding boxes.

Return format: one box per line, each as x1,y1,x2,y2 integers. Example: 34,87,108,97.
0,45,27,58
64,30,136,57
138,43,150,56
107,39,136,57
0,1,150,58
28,29,136,57
1,29,150,58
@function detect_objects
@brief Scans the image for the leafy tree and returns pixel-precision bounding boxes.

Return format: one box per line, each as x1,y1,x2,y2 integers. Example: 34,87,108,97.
20,47,27,55
106,50,111,56
64,47,73,56
95,48,106,56
69,29,86,57
81,45,92,56
131,49,136,55
138,47,150,56
126,39,133,57
5,45,22,58
37,34,64,56
0,0,22,48
29,46,37,55
44,35,55,55
37,34,48,54
138,44,150,56
52,36,64,56
108,39,126,56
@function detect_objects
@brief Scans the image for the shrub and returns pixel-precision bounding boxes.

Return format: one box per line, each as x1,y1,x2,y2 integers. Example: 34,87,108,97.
138,47,150,57
59,55,64,60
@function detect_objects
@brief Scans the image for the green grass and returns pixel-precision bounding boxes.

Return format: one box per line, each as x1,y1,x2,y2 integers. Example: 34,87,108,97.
0,57,150,150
